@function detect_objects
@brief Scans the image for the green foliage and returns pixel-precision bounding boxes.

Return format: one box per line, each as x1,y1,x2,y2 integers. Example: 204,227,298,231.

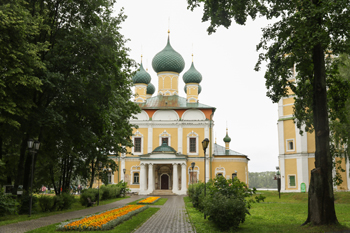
38,195,55,212
53,193,75,211
0,193,18,216
100,185,121,200
19,193,38,214
80,189,100,206
189,177,265,231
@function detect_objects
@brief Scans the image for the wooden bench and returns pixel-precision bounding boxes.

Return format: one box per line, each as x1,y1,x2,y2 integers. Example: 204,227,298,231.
87,197,96,207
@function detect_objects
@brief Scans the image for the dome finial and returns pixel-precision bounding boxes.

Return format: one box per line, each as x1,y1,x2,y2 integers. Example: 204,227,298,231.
168,17,170,34
141,54,143,63
223,127,231,143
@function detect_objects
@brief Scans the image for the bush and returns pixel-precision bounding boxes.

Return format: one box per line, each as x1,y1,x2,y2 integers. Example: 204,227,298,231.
0,192,18,216
54,193,75,211
80,188,100,206
188,182,205,211
100,185,121,200
193,176,266,231
38,195,55,212
19,192,38,214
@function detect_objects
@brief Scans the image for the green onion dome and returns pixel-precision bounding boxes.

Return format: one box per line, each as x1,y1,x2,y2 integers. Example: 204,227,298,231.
147,83,155,95
133,63,151,84
152,142,176,153
223,132,231,143
152,36,185,73
183,62,202,84
184,84,202,94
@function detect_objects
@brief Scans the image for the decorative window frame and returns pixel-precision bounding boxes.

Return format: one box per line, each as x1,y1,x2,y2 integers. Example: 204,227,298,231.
188,166,199,184
102,168,114,184
132,131,143,155
288,174,297,188
130,165,141,185
215,166,226,177
159,130,171,146
286,139,295,152
187,131,199,155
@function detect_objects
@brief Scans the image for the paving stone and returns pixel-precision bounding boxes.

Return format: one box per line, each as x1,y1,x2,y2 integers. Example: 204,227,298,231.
0,195,195,233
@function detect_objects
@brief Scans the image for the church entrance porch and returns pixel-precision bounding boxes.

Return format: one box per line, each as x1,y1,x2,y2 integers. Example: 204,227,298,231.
138,162,187,195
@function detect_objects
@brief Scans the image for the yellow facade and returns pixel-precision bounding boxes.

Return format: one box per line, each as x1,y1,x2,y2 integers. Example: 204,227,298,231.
157,72,179,95
283,119,296,154
284,158,298,190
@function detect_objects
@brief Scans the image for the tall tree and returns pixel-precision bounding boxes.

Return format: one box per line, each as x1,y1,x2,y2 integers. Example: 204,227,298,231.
188,0,350,226
1,0,140,195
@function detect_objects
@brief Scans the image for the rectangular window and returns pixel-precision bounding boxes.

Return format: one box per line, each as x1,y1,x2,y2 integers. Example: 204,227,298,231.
134,138,141,152
189,138,196,153
107,172,111,184
162,137,168,145
286,139,295,152
133,173,139,184
289,175,296,187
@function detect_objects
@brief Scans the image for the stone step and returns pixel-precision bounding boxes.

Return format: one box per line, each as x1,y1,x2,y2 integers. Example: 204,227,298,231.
151,189,176,196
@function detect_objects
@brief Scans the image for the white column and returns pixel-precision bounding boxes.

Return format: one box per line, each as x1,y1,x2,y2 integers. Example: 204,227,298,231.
147,163,154,193
205,154,209,182
346,158,350,191
180,163,187,194
280,155,286,191
140,163,146,193
148,126,153,153
172,163,178,193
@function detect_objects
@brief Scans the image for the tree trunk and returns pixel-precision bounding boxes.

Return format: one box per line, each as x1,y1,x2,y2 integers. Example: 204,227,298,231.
303,43,338,225
13,136,28,195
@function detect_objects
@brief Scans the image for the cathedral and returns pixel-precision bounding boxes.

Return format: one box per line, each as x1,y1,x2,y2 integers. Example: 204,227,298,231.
277,72,350,192
108,33,250,195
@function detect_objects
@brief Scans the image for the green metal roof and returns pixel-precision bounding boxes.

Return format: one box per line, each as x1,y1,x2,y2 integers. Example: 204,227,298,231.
133,63,151,84
147,83,155,95
152,142,177,153
136,95,215,110
152,36,185,74
213,143,248,157
183,62,202,84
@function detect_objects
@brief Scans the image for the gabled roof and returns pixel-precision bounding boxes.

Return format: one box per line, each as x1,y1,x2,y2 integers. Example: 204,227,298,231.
137,95,215,110
213,143,248,157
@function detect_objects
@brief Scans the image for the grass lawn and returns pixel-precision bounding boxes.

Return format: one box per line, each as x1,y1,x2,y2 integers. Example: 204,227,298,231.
185,191,350,233
0,196,130,226
128,197,168,205
25,207,159,233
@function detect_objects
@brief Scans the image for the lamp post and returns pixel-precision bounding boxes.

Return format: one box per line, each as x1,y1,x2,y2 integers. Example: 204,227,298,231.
201,138,209,219
191,162,195,196
276,168,281,199
123,169,126,197
98,162,102,206
27,139,40,217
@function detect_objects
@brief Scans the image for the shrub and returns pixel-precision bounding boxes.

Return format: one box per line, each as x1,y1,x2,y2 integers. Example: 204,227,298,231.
80,188,100,206
100,185,121,200
0,192,18,216
38,195,55,212
114,181,129,197
19,192,38,214
188,182,205,211
197,176,265,231
54,193,75,211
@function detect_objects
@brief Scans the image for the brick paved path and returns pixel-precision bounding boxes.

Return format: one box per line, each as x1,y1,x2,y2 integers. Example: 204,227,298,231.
0,195,195,233
134,195,195,233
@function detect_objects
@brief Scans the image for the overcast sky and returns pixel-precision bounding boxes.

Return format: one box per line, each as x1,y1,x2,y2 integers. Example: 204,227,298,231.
114,0,279,172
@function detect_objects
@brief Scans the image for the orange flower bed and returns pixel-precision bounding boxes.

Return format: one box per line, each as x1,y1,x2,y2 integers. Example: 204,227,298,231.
61,205,145,231
138,196,160,204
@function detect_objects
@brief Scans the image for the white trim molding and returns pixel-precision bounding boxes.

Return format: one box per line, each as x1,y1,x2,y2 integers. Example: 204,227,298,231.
130,165,141,185
159,130,171,146
286,139,295,152
215,166,226,177
188,165,200,184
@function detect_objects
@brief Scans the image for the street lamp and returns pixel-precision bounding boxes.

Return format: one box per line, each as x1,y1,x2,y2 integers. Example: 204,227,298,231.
276,168,281,199
123,169,126,197
98,162,102,206
27,139,40,217
202,138,209,219
191,162,195,196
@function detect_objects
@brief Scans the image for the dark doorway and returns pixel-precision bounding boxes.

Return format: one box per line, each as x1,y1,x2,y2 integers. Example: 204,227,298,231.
161,174,169,189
